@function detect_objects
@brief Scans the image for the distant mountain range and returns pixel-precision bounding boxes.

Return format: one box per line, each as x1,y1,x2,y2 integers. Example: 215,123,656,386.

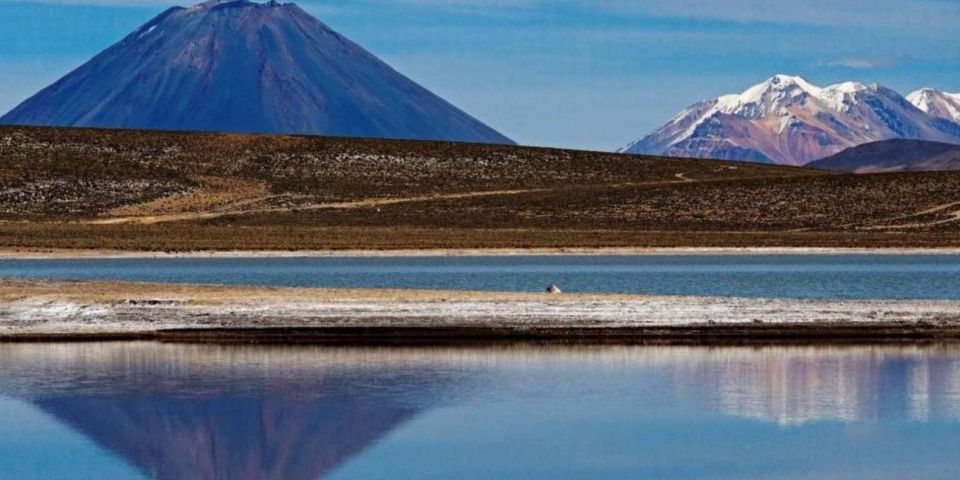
620,75,960,166
808,139,960,173
4,3,959,165
0,0,512,145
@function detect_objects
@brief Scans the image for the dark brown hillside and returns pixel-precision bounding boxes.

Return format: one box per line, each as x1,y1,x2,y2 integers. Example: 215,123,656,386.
808,139,960,173
0,125,812,218
4,126,960,250
227,171,960,232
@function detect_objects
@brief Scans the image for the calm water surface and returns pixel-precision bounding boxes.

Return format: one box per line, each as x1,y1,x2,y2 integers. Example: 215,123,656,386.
3,254,960,299
0,343,958,479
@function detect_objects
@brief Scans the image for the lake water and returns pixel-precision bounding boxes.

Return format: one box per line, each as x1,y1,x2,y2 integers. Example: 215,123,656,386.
0,343,957,479
2,254,960,299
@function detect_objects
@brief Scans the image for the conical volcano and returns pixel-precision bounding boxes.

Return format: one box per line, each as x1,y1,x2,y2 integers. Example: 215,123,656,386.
0,0,513,144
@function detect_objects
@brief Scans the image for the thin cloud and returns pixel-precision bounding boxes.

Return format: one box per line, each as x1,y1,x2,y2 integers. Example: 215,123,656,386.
826,58,896,69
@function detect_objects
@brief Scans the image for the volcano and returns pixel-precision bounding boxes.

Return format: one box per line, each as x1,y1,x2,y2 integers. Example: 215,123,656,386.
0,0,512,144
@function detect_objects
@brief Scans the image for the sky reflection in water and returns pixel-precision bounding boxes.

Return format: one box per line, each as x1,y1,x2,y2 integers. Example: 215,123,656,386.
0,343,958,479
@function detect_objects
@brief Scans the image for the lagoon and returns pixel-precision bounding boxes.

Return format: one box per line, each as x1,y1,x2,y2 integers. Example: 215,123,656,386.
2,254,960,299
0,343,958,479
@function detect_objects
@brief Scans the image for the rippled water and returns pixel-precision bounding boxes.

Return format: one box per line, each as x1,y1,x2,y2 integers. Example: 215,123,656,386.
0,343,958,479
3,254,960,299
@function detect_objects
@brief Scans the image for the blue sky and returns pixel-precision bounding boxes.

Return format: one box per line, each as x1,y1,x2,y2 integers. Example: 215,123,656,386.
1,0,958,150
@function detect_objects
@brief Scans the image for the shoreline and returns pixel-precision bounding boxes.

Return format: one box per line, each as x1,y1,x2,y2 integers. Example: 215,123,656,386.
3,279,960,344
5,246,960,259
7,325,960,346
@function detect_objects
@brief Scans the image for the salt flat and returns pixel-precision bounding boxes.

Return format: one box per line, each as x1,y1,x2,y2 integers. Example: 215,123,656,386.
2,279,959,342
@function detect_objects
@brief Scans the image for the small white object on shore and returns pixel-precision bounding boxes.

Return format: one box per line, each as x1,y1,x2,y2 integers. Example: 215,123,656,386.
546,284,562,294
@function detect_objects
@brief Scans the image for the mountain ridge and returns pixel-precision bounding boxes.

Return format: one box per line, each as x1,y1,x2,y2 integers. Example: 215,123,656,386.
621,75,960,165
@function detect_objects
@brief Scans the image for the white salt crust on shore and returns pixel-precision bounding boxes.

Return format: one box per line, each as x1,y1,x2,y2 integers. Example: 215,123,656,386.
2,294,960,335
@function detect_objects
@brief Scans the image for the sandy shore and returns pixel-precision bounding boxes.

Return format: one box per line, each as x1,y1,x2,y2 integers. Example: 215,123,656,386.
2,278,960,343
4,246,960,259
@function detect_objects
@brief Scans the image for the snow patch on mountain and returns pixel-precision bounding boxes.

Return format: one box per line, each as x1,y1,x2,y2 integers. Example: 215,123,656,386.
908,88,960,123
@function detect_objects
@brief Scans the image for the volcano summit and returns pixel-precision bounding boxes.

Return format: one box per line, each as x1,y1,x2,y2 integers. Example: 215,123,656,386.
0,0,512,144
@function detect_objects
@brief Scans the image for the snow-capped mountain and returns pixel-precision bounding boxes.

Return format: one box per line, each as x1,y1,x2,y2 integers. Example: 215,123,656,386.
0,0,512,145
620,75,960,165
908,88,960,123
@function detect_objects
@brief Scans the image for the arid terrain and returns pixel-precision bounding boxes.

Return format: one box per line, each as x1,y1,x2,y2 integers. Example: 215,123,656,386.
4,125,960,250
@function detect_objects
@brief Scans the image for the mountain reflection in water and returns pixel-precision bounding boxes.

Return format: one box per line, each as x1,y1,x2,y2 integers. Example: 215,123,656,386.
0,343,958,479
670,347,960,425
0,344,456,480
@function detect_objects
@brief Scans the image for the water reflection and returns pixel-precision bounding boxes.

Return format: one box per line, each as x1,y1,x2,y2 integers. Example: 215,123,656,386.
0,344,460,480
660,347,960,425
32,395,414,480
0,344,958,479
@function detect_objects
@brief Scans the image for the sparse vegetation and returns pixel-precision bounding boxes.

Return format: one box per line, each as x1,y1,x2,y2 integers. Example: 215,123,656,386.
3,126,960,250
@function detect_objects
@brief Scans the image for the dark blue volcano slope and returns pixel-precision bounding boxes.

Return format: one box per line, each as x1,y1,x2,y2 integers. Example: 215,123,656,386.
1,0,513,144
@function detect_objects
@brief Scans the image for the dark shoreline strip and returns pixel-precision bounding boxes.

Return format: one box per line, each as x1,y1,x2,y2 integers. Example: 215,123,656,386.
4,323,960,345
